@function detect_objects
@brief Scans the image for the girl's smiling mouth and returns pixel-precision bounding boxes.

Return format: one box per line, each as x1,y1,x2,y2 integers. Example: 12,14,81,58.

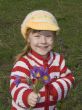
38,46,48,49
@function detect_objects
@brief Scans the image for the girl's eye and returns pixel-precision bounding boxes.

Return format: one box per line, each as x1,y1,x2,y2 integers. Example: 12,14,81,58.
33,34,39,37
34,36,39,37
46,35,52,37
34,35,40,38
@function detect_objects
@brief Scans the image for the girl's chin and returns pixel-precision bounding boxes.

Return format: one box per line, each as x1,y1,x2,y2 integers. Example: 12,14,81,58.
37,51,48,57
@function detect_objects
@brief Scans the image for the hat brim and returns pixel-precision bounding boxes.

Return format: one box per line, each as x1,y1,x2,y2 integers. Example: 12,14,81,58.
27,21,60,31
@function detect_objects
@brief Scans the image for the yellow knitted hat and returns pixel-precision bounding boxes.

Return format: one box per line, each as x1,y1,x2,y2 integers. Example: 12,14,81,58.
21,10,60,39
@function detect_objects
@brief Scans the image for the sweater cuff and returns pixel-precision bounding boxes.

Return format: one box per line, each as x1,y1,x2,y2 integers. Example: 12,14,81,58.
22,89,33,107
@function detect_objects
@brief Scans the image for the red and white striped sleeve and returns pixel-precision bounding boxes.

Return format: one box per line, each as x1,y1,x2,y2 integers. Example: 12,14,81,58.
10,57,33,108
49,55,75,101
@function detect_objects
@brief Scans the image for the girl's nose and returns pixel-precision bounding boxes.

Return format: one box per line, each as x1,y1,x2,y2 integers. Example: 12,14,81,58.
40,35,46,43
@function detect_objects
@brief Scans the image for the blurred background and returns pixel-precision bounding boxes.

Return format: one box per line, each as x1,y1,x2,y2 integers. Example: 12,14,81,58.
0,0,82,110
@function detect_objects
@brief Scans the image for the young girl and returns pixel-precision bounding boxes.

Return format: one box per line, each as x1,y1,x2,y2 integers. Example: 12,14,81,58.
10,10,75,110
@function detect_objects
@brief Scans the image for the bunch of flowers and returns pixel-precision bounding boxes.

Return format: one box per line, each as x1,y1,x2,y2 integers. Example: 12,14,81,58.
14,66,50,110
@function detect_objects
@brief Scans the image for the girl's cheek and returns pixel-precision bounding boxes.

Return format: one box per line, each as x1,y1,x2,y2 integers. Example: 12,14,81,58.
49,39,54,44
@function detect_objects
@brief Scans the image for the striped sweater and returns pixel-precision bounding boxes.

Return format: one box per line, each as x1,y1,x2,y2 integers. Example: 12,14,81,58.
10,50,75,110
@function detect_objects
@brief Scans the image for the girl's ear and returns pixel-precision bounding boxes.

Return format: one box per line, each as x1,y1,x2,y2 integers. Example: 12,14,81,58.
27,37,30,43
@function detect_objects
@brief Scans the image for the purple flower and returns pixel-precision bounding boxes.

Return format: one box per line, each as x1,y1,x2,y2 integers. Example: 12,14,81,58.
39,67,50,84
30,66,42,79
14,75,21,87
31,66,50,84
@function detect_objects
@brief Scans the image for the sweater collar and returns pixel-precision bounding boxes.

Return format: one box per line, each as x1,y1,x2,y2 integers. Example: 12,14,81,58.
27,49,54,66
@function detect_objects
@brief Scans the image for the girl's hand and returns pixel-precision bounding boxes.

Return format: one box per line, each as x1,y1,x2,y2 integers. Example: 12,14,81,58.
27,92,40,107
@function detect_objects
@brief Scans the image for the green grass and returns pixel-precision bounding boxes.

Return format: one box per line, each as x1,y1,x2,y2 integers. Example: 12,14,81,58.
0,0,82,110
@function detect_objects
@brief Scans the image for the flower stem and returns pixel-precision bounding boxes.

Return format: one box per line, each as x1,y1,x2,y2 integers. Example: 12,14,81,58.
29,106,33,110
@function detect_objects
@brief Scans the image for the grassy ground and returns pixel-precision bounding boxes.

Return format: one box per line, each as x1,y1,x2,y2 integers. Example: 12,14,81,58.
0,0,82,110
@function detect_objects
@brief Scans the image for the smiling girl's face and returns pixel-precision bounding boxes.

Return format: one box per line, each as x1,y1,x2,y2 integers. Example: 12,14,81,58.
27,30,56,58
